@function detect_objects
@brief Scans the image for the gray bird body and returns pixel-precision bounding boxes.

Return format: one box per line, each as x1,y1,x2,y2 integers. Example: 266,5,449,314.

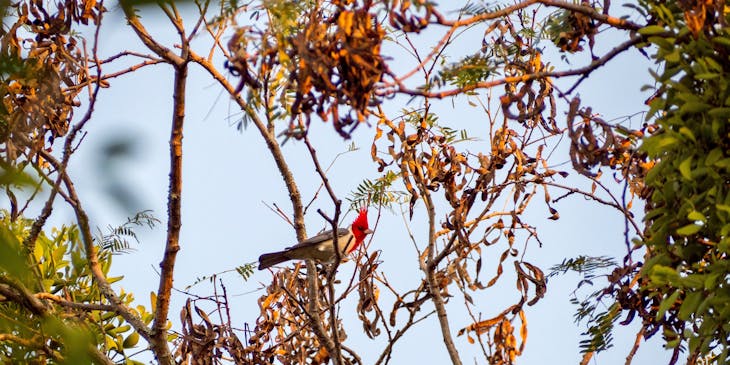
258,228,355,270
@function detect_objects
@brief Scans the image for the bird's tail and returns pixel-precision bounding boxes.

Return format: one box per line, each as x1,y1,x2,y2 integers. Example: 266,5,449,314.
258,251,291,270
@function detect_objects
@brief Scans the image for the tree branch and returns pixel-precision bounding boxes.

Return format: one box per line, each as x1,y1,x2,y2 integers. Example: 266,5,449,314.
432,0,640,31
121,3,185,66
405,144,462,363
0,281,49,316
422,190,463,365
188,51,306,238
387,35,642,99
37,150,153,342
150,40,189,365
190,44,337,364
34,293,117,312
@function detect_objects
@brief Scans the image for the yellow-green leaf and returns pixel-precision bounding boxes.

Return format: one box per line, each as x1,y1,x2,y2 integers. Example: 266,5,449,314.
676,223,701,236
656,290,680,320
639,25,668,35
123,332,140,348
708,107,730,118
679,156,693,180
679,102,710,115
678,292,702,320
687,210,705,222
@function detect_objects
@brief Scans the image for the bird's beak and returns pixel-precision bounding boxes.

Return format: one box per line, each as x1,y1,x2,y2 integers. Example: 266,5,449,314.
364,229,374,235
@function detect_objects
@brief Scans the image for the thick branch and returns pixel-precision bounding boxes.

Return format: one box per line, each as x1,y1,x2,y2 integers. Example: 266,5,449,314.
304,262,340,364
0,280,48,316
150,56,188,365
0,334,43,350
118,6,191,364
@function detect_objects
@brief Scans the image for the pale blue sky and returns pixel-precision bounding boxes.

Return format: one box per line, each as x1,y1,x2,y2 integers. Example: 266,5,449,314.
30,2,674,364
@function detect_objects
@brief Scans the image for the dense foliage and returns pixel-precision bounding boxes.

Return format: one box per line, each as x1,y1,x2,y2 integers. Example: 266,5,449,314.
638,0,730,362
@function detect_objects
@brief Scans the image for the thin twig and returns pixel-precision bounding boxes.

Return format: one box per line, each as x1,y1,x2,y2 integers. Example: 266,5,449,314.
35,293,118,312
386,36,641,99
262,201,295,228
625,326,645,365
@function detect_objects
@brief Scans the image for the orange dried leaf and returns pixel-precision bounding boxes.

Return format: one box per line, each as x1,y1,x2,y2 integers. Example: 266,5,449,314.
462,315,503,335
519,310,528,353
313,346,329,364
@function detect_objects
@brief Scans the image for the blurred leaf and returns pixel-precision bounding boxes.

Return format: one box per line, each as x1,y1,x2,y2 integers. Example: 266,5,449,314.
0,161,35,187
0,224,30,283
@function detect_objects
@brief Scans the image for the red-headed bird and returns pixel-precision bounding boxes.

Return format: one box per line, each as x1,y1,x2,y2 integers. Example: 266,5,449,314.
258,208,372,270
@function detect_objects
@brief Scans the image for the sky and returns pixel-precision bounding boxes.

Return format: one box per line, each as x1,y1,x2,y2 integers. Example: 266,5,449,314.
26,1,676,364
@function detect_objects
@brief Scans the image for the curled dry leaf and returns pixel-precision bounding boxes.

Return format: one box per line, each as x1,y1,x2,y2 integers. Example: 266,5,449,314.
356,251,381,339
566,97,652,198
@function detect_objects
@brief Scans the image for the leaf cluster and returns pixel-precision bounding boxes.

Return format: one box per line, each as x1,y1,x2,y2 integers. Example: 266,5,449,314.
618,2,730,362
0,0,98,162
0,212,154,364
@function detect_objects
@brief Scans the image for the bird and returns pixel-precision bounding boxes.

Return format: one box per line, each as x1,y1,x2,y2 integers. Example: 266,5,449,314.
258,208,373,270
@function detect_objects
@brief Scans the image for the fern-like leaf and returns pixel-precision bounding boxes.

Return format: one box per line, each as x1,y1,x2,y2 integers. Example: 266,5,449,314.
184,263,257,291
549,256,622,356
96,210,160,254
348,171,408,211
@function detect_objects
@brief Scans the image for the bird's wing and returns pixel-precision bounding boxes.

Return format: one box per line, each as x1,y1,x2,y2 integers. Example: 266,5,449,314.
287,228,350,249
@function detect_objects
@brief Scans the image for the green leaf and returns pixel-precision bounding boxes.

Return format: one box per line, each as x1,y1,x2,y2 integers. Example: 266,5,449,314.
105,336,118,351
708,107,730,118
679,102,710,115
656,290,681,320
695,73,719,80
715,158,730,168
150,291,157,309
647,36,673,50
711,37,730,47
679,156,693,180
657,135,679,148
696,294,715,322
681,274,704,289
705,148,724,166
687,210,705,222
664,49,681,63
0,226,30,284
123,332,140,348
108,324,131,336
0,162,36,187
650,265,680,286
676,223,702,236
678,127,697,142
717,204,730,214
704,272,722,289
678,291,703,320
639,25,668,35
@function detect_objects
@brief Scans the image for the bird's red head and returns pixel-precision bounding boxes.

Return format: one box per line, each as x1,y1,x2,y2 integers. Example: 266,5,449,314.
349,208,372,252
